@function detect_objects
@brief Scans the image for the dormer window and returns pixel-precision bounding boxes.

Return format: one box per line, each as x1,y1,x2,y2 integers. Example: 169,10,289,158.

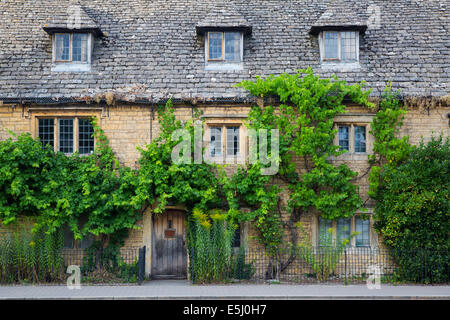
52,33,92,71
43,4,102,72
207,32,242,62
205,31,243,70
195,4,251,71
54,33,89,62
320,31,359,63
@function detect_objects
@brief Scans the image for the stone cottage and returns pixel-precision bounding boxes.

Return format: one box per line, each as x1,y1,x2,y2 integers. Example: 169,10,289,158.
0,0,448,279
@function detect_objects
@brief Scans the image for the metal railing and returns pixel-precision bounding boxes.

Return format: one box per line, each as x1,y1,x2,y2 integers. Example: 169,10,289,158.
0,247,144,284
189,246,449,284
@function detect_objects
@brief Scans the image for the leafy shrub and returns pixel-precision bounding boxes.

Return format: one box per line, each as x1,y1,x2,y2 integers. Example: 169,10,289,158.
373,135,449,283
297,224,356,281
229,247,255,280
81,242,138,283
189,208,242,283
0,228,64,283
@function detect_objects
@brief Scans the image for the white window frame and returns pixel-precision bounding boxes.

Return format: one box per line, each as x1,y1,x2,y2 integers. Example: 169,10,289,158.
52,33,93,72
319,31,360,70
205,31,244,71
319,31,359,62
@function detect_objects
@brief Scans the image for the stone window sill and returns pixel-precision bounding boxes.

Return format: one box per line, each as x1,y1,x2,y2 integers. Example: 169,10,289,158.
320,62,360,72
51,63,91,72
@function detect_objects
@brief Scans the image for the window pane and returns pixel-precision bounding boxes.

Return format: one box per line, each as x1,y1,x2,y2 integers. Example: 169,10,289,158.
318,216,333,246
72,34,88,62
338,126,349,151
340,32,357,62
210,127,222,156
63,225,74,249
208,32,223,60
226,126,240,156
354,126,366,153
79,235,94,249
355,216,370,247
59,119,74,154
78,119,94,154
55,34,70,61
225,32,240,61
38,118,54,149
337,218,351,247
324,32,338,59
232,225,241,248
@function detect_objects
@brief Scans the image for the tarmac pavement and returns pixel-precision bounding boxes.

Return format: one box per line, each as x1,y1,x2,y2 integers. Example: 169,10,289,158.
0,280,449,300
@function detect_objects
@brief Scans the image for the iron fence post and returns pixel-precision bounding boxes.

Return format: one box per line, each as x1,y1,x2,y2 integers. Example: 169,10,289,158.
344,248,347,285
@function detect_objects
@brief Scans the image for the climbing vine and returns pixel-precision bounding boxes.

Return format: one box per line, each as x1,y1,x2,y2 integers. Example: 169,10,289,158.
0,119,143,247
223,68,373,258
0,100,223,249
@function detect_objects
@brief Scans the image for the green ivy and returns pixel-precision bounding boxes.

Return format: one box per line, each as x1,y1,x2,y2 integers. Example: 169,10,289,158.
225,68,373,253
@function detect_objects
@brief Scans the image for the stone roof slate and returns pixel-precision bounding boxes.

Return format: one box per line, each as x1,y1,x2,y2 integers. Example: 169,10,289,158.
42,2,103,36
0,0,448,102
310,0,368,34
196,1,251,34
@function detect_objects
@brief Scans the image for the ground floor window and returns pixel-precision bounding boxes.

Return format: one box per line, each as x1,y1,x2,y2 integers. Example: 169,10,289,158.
62,217,95,249
232,224,241,248
37,117,94,155
318,214,372,248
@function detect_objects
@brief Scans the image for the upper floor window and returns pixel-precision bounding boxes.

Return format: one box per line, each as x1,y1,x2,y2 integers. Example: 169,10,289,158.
208,124,243,163
52,33,92,72
38,117,94,155
320,31,359,64
205,31,243,70
337,124,367,154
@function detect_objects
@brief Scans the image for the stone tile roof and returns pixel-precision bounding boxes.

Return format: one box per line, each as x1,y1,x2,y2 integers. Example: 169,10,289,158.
42,2,103,36
0,0,448,103
196,1,252,35
310,0,368,34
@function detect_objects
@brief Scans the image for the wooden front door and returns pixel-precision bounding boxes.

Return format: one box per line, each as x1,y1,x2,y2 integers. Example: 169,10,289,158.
151,210,187,279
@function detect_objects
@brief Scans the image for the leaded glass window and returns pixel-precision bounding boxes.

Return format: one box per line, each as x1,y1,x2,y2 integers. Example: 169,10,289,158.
78,119,94,155
318,216,333,246
355,216,370,247
322,31,358,62
226,126,240,156
72,34,88,62
337,218,351,247
340,31,357,62
354,126,366,153
210,127,222,157
54,33,89,63
338,126,349,151
225,32,241,61
208,32,241,62
38,118,54,149
208,32,223,60
323,31,339,59
59,119,74,154
55,34,70,61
